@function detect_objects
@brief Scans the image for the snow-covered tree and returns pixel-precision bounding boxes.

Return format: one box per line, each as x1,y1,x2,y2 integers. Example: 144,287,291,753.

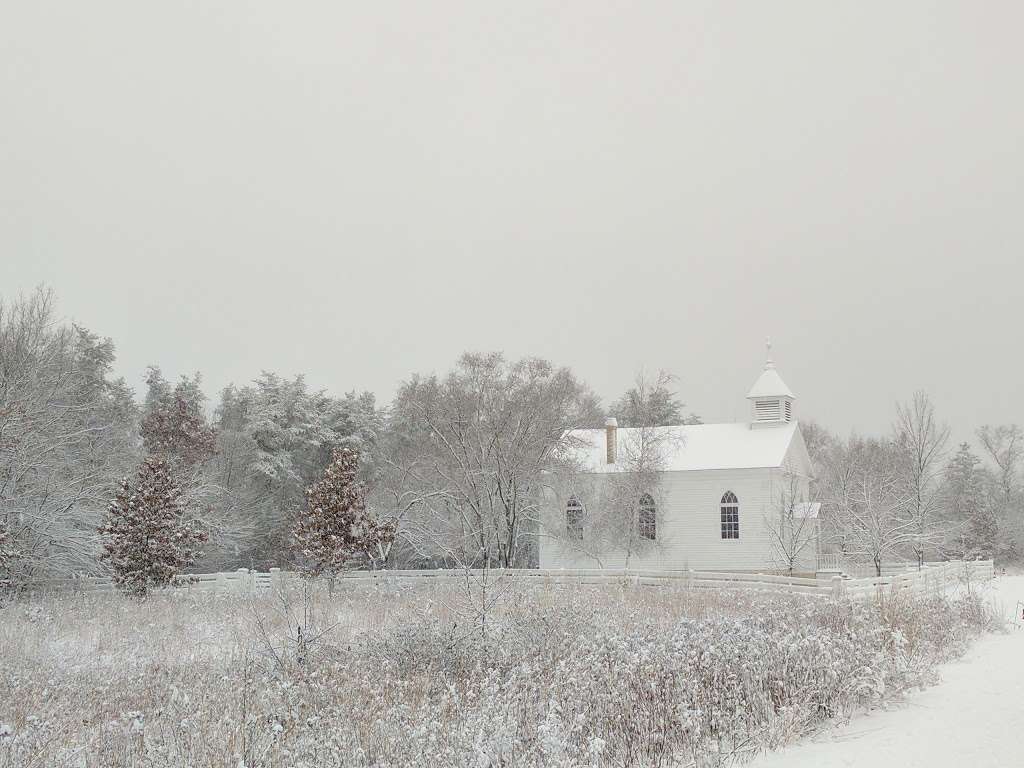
609,373,701,427
140,367,256,571
1,288,140,586
942,443,995,557
839,468,913,577
819,435,914,574
209,376,379,567
977,424,1023,504
892,391,950,567
364,444,450,568
944,443,986,520
965,501,999,560
99,457,207,597
976,424,1023,559
765,473,819,575
389,352,602,568
141,367,217,469
552,370,681,567
294,448,394,578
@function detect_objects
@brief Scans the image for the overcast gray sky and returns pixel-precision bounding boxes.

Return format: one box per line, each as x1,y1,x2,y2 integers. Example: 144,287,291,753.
2,1,1021,439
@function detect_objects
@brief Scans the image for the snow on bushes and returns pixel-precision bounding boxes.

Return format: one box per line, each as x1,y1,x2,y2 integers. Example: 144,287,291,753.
0,581,999,767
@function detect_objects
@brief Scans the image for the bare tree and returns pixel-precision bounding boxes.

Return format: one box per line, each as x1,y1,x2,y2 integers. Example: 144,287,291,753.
388,352,601,569
365,447,451,567
976,424,1023,504
609,371,701,427
819,435,916,574
893,391,951,567
538,370,684,569
834,463,913,577
596,371,681,567
816,435,874,557
377,353,600,646
764,473,819,575
976,424,1024,559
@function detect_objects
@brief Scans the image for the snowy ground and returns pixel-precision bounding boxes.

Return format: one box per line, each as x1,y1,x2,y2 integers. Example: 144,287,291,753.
750,574,1024,768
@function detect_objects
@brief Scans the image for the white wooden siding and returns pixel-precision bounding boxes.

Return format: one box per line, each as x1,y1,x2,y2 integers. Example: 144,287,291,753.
540,468,781,571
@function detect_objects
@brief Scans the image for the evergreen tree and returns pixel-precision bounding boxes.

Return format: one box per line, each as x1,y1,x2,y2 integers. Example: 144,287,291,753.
945,443,985,519
294,448,395,578
99,458,207,597
965,501,999,559
945,442,998,557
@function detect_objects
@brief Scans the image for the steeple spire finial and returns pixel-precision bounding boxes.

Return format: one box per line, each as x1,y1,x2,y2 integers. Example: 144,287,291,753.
765,336,775,370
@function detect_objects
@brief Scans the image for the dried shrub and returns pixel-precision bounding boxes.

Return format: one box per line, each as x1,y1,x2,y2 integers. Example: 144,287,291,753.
0,581,1001,768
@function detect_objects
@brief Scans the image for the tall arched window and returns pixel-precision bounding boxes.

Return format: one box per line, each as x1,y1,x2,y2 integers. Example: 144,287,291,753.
638,493,656,540
720,491,739,539
566,496,584,540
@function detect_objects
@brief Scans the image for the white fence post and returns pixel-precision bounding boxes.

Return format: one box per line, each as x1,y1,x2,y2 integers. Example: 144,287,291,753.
831,575,845,599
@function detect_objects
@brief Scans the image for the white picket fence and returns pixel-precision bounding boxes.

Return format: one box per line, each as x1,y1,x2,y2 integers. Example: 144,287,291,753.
838,559,994,600
22,560,995,602
816,553,949,579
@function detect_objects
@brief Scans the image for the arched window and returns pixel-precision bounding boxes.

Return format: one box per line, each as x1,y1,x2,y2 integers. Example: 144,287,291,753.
638,493,656,540
566,496,584,541
720,491,739,539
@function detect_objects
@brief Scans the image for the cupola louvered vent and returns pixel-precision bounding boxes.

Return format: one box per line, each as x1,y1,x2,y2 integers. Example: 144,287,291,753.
754,399,781,421
747,340,796,428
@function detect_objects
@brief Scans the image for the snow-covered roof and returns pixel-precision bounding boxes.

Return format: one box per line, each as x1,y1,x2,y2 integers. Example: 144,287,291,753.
746,365,795,399
566,421,802,473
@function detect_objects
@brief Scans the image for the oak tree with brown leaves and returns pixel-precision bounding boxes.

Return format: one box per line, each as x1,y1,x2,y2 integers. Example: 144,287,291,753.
99,457,207,597
294,448,394,578
141,367,217,469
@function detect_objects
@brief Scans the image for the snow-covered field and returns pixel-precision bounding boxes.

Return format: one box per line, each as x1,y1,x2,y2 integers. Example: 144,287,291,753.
751,575,1023,768
0,577,1004,767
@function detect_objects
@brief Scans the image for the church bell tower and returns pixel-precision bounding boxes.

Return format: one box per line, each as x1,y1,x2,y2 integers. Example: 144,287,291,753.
747,339,795,427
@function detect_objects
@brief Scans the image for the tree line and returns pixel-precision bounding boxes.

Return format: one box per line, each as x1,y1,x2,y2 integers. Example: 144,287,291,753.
0,287,1019,592
805,403,1020,574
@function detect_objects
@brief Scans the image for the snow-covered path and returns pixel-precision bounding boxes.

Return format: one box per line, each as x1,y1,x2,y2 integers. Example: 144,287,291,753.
750,575,1024,768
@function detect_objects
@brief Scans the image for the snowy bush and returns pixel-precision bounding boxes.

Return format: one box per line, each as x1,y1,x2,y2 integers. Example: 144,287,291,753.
0,581,1000,767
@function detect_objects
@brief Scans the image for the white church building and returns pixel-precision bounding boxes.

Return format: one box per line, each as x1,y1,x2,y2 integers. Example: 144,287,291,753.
539,351,818,573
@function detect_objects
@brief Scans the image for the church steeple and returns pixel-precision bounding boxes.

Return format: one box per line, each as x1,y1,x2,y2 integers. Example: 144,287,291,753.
746,338,795,427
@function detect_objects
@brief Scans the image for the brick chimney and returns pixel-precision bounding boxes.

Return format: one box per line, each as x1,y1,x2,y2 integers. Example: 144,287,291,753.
604,417,618,464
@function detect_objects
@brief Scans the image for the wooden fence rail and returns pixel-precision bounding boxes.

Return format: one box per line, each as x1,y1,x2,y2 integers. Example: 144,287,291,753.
16,560,995,602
